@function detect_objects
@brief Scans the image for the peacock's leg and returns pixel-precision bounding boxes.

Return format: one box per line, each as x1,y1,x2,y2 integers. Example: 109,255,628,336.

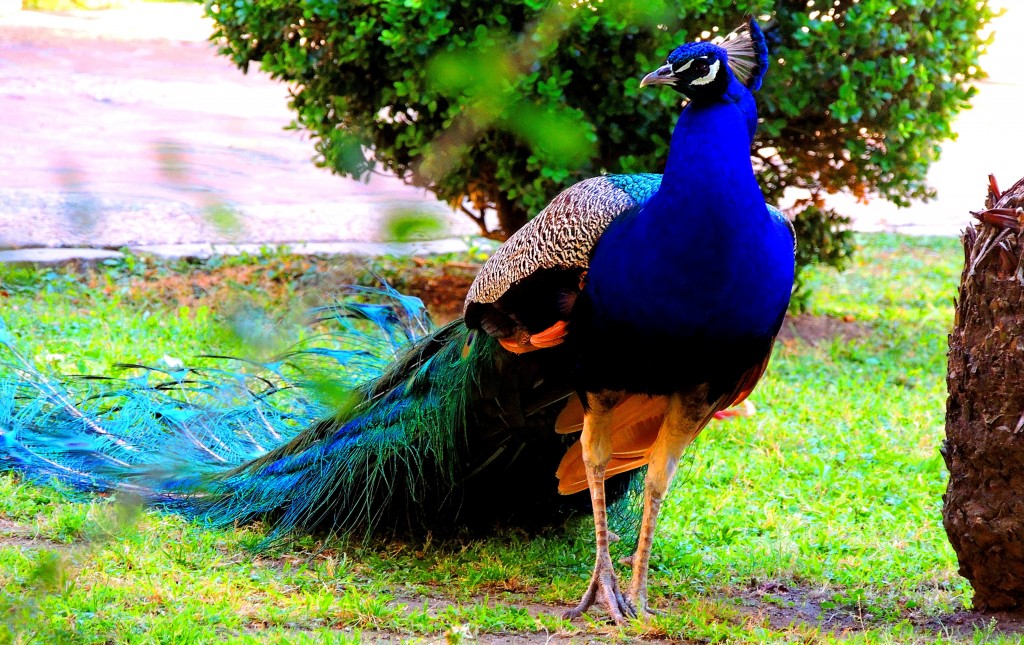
627,392,708,615
562,390,636,624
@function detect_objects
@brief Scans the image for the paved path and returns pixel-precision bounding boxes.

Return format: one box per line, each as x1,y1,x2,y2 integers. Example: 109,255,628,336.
0,2,475,258
0,1,1020,262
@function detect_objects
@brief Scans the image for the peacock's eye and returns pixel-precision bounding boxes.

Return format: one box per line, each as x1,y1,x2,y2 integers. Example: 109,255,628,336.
690,59,710,78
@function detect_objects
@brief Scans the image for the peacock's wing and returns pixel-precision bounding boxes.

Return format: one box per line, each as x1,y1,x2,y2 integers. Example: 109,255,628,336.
464,174,661,350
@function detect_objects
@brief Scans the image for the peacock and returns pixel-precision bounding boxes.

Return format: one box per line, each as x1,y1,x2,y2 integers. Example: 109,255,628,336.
0,19,793,623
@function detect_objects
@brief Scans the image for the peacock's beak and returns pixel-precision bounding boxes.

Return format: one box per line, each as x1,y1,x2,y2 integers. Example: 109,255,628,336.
639,64,676,88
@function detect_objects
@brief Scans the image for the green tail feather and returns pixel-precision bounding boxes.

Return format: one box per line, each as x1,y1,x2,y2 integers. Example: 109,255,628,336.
0,289,636,542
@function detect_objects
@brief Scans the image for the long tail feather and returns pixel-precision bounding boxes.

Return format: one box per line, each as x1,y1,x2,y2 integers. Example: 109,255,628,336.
0,288,626,542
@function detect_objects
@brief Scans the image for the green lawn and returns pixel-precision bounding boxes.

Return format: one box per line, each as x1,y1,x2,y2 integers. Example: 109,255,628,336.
0,234,1006,643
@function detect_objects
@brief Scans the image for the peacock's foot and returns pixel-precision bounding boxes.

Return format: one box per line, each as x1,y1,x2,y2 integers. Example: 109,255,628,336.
625,592,662,617
562,556,636,624
623,567,662,617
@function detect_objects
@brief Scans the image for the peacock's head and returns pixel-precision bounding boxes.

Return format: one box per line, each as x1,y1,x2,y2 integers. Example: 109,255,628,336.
640,19,769,103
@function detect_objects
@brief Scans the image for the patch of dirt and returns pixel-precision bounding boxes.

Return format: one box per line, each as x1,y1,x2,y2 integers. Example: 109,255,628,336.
400,259,479,323
14,254,434,317
732,580,875,634
389,594,623,643
261,583,1024,643
117,255,481,323
0,518,32,536
117,257,877,344
915,610,1024,640
244,624,639,645
124,256,358,308
0,518,72,551
388,579,1024,642
253,592,690,644
730,580,1024,641
0,522,40,552
777,313,872,347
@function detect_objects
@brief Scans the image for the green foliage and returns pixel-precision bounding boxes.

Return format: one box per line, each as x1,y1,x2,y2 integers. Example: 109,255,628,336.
791,202,855,310
201,0,992,284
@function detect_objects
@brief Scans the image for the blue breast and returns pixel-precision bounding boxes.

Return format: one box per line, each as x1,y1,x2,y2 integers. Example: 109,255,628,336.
571,79,794,395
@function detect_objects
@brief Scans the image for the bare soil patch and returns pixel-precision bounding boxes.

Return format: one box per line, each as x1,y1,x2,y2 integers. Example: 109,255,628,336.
916,610,1024,640
351,584,1024,642
777,313,872,347
727,580,1024,641
118,257,875,346
0,518,75,551
116,254,480,322
0,518,36,549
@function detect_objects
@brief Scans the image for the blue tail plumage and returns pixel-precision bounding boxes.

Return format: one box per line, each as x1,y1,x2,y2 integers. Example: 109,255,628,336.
0,287,618,542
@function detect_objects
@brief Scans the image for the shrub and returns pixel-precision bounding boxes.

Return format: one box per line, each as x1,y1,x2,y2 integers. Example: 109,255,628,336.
202,0,994,293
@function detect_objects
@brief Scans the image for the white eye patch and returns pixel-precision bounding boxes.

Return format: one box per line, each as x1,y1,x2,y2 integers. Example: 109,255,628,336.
689,58,720,86
676,58,696,73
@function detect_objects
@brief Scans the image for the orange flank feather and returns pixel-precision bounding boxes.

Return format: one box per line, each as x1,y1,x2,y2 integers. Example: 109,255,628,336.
555,394,668,495
554,343,776,494
555,393,667,434
554,394,585,434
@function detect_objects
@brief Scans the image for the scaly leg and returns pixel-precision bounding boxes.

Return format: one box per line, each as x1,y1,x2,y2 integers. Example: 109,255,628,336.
627,392,712,615
562,391,636,624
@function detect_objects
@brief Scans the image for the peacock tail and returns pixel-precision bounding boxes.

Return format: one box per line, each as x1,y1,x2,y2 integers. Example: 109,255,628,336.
0,286,629,543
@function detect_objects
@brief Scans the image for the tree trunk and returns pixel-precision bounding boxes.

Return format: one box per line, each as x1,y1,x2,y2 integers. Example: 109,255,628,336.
493,191,529,241
944,174,1024,611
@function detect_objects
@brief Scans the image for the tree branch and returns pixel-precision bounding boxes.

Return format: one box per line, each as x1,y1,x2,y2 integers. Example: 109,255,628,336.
459,202,492,238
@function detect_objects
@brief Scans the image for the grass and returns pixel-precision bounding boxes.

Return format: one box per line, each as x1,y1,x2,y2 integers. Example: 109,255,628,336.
0,234,1006,643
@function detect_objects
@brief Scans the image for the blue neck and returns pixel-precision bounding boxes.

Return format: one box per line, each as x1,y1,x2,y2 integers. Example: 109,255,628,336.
582,73,792,340
659,76,759,207
573,72,794,395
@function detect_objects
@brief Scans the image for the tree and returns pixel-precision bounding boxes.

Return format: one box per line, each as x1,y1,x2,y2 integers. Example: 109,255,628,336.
944,175,1024,612
202,0,993,293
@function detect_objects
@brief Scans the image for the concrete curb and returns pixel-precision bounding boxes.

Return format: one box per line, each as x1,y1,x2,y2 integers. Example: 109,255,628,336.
0,238,484,266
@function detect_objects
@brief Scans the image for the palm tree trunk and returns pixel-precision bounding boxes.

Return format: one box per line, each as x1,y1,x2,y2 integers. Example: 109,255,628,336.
944,174,1024,611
